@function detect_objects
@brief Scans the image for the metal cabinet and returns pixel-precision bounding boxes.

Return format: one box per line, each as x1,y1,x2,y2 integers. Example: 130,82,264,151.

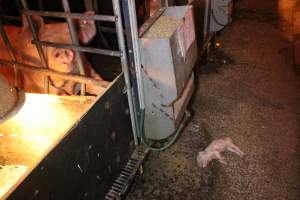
139,6,197,140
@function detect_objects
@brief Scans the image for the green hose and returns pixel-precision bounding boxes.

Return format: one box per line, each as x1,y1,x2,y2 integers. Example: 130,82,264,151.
139,108,191,152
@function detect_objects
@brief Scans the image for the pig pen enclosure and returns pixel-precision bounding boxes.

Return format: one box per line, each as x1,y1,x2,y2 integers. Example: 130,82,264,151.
0,0,222,199
0,0,144,199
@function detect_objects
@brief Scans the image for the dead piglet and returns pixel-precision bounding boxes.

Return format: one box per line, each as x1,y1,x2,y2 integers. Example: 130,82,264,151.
197,137,245,168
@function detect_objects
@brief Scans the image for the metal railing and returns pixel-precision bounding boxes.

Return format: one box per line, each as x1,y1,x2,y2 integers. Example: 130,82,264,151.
0,21,19,87
20,0,50,93
23,10,117,22
0,0,123,94
31,40,121,57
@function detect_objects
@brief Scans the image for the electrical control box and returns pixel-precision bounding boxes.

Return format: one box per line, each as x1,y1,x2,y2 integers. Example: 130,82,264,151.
139,6,197,140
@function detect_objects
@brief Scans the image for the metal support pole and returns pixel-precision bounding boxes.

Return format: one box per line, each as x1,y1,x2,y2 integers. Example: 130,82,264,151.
24,10,117,22
12,13,118,33
32,40,121,57
121,0,146,145
0,21,19,86
14,0,22,14
62,0,86,95
92,0,111,49
37,0,44,11
127,0,145,109
204,0,212,38
84,0,93,10
160,0,166,7
112,0,139,145
20,0,50,93
120,0,140,117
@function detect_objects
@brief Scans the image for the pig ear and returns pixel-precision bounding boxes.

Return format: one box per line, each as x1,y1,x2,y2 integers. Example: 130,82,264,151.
52,48,74,64
22,14,45,32
76,11,96,44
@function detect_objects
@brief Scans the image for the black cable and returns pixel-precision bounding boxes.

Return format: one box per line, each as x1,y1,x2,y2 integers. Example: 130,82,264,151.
211,9,227,27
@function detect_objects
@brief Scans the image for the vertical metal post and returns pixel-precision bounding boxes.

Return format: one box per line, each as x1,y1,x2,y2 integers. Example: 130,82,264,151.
121,0,145,143
204,0,212,38
92,0,111,49
62,0,86,95
20,0,50,93
120,0,140,113
121,0,140,146
84,0,93,10
14,0,22,14
112,0,139,145
0,20,19,86
127,0,145,109
37,0,44,11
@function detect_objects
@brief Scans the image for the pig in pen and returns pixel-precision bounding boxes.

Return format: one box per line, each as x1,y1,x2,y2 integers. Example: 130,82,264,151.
0,0,126,96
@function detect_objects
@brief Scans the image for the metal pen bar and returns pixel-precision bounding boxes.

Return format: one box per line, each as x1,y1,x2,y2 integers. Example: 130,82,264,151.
1,17,118,34
37,0,44,11
4,14,118,33
204,0,212,38
92,0,111,49
0,59,110,87
24,10,117,22
127,0,145,109
32,40,121,57
100,26,117,33
0,23,17,61
112,0,138,145
120,0,140,144
14,0,22,14
100,26,126,34
62,0,86,95
0,20,19,86
84,0,93,10
20,0,50,93
2,16,21,22
3,15,109,25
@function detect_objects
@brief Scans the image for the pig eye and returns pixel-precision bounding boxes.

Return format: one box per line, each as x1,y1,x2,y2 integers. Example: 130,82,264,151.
80,20,88,27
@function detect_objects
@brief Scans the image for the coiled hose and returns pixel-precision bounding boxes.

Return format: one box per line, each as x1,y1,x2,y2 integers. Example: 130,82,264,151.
139,108,191,152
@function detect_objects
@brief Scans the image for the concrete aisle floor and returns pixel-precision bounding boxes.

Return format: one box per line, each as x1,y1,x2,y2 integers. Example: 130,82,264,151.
127,0,300,199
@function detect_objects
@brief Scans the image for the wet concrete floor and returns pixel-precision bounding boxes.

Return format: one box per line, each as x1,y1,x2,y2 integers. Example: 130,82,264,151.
127,0,300,199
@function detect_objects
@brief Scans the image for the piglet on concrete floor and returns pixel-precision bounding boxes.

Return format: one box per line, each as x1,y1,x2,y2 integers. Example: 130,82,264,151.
197,137,245,168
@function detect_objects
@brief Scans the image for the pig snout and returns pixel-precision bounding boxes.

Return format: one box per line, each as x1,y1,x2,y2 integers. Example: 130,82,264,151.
49,48,75,73
53,48,74,64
